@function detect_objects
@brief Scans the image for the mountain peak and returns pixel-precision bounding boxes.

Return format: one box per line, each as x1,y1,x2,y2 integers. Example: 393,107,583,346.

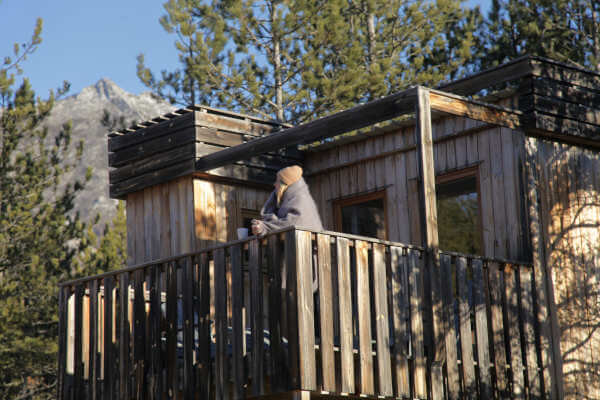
78,77,127,101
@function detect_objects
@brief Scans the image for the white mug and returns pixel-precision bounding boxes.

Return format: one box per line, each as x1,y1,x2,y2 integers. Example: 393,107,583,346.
237,227,249,239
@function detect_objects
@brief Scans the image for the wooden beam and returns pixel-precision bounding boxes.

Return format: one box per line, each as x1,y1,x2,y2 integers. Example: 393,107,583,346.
414,87,445,397
429,89,523,129
437,55,534,95
196,87,418,171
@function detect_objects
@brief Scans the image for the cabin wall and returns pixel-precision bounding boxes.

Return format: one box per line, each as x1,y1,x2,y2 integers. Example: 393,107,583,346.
305,115,529,260
125,175,270,265
534,138,600,398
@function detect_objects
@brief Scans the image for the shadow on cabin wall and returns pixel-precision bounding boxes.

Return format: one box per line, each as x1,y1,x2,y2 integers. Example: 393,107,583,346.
537,139,600,398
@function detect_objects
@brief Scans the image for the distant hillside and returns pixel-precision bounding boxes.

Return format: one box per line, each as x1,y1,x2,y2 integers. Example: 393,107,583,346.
44,79,174,228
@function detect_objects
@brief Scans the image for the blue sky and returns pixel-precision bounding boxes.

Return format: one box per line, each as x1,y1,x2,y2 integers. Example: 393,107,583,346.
1,0,490,98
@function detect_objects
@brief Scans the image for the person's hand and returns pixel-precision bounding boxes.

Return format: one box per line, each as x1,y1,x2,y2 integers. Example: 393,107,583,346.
251,219,262,235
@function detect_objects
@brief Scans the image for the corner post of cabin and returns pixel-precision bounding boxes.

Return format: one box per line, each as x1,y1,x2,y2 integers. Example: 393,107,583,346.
414,86,445,398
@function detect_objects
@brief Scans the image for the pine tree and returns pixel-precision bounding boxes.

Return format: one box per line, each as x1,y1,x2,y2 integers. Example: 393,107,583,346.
138,0,481,123
479,0,600,71
0,18,92,400
302,0,482,119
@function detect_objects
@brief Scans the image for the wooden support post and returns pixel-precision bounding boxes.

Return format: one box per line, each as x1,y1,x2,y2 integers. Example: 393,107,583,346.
415,86,445,397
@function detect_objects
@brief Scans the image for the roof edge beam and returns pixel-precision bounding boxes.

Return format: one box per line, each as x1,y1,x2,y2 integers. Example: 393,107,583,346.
428,88,523,129
196,87,418,171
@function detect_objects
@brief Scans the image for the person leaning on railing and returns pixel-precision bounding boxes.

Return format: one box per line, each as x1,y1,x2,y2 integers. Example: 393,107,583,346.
251,165,323,235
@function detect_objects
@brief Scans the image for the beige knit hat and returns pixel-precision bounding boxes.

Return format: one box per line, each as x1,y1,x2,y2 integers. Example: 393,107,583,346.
277,165,303,185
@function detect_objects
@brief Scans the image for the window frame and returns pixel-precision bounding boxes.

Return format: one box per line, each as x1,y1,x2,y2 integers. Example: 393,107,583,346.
435,165,484,255
333,190,388,240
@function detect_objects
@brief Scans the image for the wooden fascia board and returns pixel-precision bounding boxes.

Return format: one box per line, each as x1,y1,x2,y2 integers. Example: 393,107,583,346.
195,87,418,171
428,88,523,129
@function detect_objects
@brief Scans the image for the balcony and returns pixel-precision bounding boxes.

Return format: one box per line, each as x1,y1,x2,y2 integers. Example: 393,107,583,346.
58,227,544,399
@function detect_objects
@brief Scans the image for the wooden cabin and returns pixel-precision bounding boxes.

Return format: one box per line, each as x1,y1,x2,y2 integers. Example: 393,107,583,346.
58,56,600,400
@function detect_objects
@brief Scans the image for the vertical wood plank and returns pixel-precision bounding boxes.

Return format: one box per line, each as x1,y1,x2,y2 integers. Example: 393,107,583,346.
317,233,335,392
440,253,460,400
118,273,130,400
336,237,355,394
285,231,300,390
150,187,161,260
165,263,178,400
501,127,519,259
478,130,495,257
231,244,245,399
160,184,172,258
126,194,136,265
390,246,410,398
457,256,476,398
58,286,69,400
197,253,211,399
74,285,84,400
103,277,115,400
182,257,195,400
88,280,99,400
472,259,492,399
295,231,316,391
505,265,525,399
355,240,374,395
394,135,411,243
408,249,427,399
143,187,154,262
415,87,445,397
520,266,542,399
373,243,393,396
214,248,229,400
169,179,180,256
135,190,146,263
488,261,509,397
148,266,162,400
267,235,285,392
490,128,508,258
133,269,147,400
249,239,265,395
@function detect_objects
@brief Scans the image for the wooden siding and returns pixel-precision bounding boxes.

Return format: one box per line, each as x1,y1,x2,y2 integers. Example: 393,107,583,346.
305,114,529,261
126,176,270,265
534,138,600,399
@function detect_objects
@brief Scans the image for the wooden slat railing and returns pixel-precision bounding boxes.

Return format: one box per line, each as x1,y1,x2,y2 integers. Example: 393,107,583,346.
58,228,547,399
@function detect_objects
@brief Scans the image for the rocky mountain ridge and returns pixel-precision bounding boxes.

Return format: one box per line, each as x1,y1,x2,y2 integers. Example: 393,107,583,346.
45,78,174,228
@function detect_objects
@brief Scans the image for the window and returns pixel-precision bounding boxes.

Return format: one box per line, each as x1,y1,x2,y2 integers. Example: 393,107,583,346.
334,191,387,240
436,167,481,255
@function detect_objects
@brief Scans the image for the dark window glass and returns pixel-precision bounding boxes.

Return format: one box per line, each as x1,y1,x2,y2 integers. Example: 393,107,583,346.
340,198,386,240
436,175,481,255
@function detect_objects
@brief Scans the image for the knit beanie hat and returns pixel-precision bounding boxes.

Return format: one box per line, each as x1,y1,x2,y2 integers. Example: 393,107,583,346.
277,165,303,185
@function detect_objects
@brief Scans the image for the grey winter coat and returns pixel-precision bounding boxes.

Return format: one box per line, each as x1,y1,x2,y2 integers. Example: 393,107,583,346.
257,178,323,234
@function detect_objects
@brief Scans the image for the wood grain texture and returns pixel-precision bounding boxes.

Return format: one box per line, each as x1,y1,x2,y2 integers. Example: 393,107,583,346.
408,249,427,398
440,253,460,400
249,239,265,396
355,240,374,395
336,237,355,394
316,234,335,392
294,231,316,391
372,243,393,396
456,256,476,398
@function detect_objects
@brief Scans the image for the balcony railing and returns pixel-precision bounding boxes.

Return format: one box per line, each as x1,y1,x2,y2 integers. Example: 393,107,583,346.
58,227,545,399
